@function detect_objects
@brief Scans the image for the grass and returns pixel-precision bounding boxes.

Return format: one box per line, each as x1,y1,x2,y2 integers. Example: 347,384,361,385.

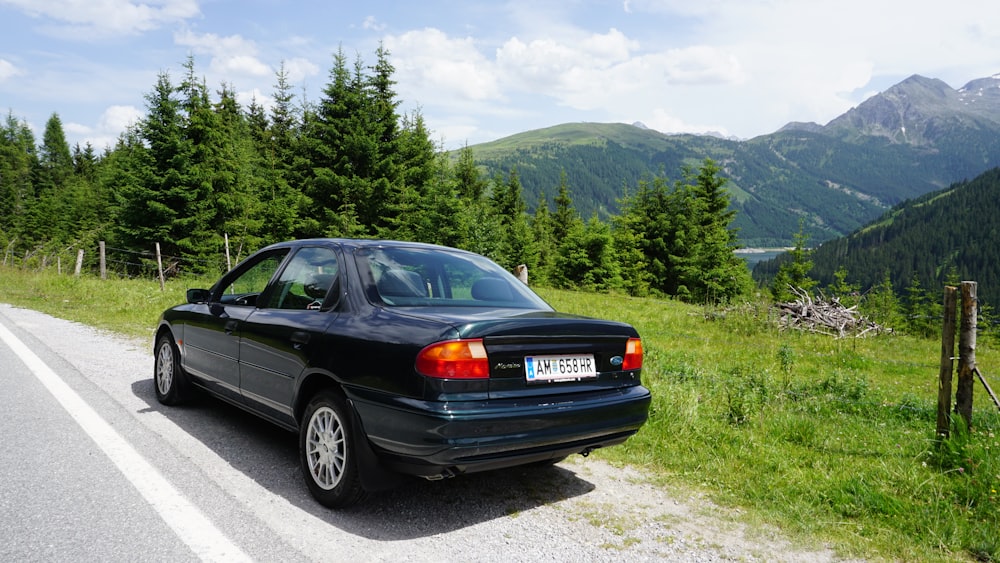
2,267,998,561
539,288,1000,562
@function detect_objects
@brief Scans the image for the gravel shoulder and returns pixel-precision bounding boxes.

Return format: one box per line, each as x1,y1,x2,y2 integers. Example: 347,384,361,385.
0,303,854,562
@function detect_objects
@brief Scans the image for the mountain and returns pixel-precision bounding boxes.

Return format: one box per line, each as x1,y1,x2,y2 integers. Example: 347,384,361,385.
752,167,1000,306
465,73,1000,247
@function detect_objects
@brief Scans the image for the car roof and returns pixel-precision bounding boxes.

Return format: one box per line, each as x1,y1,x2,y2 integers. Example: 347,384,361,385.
261,238,468,254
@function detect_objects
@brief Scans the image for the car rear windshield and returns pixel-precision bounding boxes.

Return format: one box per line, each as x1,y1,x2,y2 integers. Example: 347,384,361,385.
355,246,551,309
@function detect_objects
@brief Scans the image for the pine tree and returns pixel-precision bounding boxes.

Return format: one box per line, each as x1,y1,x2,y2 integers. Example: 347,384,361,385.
0,112,38,255
556,215,621,291
383,109,438,241
903,274,940,338
104,125,156,269
254,63,306,242
460,199,505,261
208,84,267,261
72,143,98,181
361,44,403,232
772,219,816,301
551,170,577,243
829,265,860,307
679,159,752,303
530,191,556,285
37,113,74,191
611,182,651,296
18,113,76,249
454,143,487,201
489,168,537,273
300,48,377,237
630,175,682,296
177,58,226,269
862,270,902,330
116,70,196,266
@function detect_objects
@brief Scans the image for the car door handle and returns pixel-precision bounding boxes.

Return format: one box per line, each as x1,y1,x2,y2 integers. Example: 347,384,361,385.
224,320,239,334
291,331,310,349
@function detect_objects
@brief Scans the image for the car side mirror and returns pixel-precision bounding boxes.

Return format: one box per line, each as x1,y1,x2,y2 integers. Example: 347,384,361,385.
186,289,211,304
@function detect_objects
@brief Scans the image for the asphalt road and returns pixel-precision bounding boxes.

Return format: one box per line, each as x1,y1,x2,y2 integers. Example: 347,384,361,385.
0,303,843,562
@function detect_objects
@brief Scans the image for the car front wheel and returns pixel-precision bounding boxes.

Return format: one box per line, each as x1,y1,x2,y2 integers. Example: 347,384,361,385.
299,390,366,508
154,333,188,405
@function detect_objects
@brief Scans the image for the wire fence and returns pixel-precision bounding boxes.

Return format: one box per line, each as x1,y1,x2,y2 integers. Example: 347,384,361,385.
2,238,230,281
102,245,227,278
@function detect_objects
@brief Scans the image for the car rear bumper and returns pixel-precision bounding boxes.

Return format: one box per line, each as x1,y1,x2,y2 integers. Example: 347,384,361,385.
348,385,651,477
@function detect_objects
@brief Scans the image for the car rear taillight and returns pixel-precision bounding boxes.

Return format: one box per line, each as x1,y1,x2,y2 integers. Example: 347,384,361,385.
416,339,490,379
623,338,643,370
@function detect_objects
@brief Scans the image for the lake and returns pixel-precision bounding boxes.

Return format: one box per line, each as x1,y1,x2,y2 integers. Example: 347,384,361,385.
735,248,789,269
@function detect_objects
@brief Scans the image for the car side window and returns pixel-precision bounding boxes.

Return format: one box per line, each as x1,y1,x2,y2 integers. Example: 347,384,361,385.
217,251,288,307
263,246,340,311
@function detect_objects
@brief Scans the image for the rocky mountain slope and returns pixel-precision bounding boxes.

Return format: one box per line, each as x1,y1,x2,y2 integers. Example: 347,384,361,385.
467,74,1000,247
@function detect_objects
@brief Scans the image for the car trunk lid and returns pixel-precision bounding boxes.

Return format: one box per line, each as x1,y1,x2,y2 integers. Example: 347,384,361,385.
391,307,642,399
439,310,641,399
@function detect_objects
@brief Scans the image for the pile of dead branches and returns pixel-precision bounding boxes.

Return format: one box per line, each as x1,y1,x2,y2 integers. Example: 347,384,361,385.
775,286,888,338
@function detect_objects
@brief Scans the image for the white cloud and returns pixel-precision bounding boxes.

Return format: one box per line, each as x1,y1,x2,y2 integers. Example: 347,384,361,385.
174,30,271,77
236,88,270,111
658,46,745,85
609,0,1000,136
174,29,255,54
362,16,385,32
62,104,143,151
492,29,744,114
0,58,22,80
211,54,271,77
384,24,753,142
0,0,200,37
644,107,728,137
496,28,638,89
282,58,320,84
98,104,142,132
385,28,503,105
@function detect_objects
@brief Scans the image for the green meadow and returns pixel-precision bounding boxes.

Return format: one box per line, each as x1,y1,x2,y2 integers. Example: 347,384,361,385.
2,268,997,561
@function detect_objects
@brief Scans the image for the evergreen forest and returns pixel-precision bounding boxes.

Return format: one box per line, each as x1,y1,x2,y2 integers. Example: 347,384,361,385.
755,167,1000,309
0,47,751,304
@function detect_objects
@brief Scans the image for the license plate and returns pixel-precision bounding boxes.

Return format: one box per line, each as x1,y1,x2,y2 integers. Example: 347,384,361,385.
525,354,598,382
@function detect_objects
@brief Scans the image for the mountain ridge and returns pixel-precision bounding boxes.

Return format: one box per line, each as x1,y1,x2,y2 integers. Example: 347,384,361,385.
753,166,1000,306
465,72,1000,247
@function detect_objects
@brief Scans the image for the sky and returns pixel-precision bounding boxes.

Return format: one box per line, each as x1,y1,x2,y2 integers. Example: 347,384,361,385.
1,0,999,152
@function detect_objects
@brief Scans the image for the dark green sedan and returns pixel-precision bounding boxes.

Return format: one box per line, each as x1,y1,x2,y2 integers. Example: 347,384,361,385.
154,239,650,508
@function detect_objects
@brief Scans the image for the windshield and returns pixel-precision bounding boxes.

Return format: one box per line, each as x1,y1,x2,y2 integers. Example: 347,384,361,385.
355,246,551,309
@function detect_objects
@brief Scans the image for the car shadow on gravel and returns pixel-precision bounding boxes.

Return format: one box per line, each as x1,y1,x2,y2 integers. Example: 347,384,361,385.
131,380,597,540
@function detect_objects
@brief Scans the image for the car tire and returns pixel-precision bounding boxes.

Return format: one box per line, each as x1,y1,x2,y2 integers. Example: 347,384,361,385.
299,390,367,508
154,333,189,405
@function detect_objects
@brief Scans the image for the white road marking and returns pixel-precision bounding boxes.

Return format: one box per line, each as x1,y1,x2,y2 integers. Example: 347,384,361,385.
0,322,252,563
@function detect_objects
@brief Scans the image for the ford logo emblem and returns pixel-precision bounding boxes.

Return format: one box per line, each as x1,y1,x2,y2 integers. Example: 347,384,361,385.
610,355,624,367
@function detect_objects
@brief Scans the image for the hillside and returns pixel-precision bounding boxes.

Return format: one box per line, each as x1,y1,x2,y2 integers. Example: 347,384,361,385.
466,74,1000,247
753,167,1000,306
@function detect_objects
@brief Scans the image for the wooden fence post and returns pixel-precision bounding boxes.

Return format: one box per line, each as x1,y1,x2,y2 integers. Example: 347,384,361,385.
516,264,528,284
955,281,977,430
74,249,84,277
155,243,166,292
99,241,107,280
3,238,13,266
937,286,958,437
